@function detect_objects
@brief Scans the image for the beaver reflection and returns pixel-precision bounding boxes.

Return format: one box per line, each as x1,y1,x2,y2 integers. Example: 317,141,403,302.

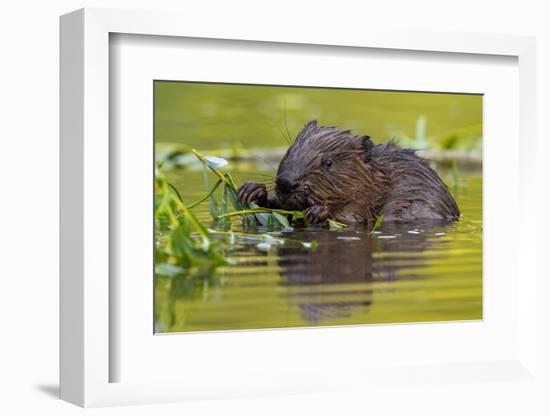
276,223,450,324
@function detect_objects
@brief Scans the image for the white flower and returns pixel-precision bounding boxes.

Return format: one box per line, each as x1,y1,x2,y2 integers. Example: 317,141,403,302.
204,155,228,169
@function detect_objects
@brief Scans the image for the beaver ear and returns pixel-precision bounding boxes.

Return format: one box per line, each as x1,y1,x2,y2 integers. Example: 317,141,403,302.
360,136,374,161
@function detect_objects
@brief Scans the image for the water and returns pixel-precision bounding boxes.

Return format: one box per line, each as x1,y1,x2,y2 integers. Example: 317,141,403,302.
155,169,482,333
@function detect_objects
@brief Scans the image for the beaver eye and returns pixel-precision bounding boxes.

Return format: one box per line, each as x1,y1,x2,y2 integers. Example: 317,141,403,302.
324,158,333,168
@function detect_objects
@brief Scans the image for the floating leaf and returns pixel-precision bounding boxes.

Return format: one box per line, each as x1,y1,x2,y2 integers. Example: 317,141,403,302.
262,234,285,246
155,263,185,277
302,240,318,251
256,242,272,252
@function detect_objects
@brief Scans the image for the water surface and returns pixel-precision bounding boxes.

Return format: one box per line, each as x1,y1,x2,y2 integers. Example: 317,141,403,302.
155,169,482,332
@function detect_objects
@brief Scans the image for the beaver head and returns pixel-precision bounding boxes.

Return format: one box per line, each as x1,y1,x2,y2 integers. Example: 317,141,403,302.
275,120,376,211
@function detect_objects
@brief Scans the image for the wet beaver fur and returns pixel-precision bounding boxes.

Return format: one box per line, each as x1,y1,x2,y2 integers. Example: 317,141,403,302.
237,120,460,225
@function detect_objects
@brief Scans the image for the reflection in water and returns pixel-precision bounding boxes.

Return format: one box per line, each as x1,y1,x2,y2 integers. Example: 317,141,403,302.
278,230,376,323
277,222,450,323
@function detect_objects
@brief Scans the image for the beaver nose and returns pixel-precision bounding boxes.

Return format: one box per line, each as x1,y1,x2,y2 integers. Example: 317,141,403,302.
276,175,296,194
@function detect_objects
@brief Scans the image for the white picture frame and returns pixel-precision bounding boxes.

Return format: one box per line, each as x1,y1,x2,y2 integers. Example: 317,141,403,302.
60,7,539,408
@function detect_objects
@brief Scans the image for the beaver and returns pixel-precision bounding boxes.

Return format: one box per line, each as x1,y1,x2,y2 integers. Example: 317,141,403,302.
237,120,460,225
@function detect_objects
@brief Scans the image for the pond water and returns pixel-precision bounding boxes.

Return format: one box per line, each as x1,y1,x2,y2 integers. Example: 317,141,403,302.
155,168,482,333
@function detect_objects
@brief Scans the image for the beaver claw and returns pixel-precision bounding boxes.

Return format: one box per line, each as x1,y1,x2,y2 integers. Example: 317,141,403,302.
237,181,268,205
304,205,330,224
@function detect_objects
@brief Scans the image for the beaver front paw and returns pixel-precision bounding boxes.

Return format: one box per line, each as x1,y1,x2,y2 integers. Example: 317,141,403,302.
237,181,268,205
304,205,330,224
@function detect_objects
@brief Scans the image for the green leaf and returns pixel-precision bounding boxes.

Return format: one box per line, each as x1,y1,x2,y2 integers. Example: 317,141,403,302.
250,202,270,227
328,219,348,229
371,214,384,233
218,183,231,228
201,162,219,218
273,212,290,228
221,184,229,215
292,211,304,221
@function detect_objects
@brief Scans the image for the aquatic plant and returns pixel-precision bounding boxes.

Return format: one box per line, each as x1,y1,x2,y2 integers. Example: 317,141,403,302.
191,148,304,229
154,150,318,283
155,168,228,278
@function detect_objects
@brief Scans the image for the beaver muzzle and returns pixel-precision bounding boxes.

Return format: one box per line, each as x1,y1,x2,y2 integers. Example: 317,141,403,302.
275,176,310,211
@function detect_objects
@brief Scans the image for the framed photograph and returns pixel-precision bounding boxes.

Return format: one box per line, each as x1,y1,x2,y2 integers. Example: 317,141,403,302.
60,8,540,408
152,81,482,334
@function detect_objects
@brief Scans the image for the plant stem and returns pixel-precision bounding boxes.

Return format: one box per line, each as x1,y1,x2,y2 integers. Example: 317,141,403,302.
181,205,208,239
167,183,184,203
207,229,263,238
187,179,222,209
217,208,296,220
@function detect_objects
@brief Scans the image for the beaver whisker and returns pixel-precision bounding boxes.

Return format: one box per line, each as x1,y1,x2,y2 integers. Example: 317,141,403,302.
253,154,278,172
282,103,294,145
